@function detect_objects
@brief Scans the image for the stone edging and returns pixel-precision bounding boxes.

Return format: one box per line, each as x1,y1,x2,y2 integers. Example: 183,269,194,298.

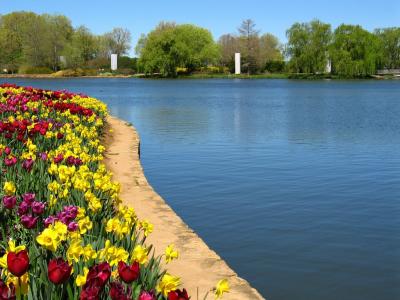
104,115,265,300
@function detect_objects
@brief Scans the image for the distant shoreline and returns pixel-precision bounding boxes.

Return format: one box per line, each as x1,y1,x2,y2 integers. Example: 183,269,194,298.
0,73,398,80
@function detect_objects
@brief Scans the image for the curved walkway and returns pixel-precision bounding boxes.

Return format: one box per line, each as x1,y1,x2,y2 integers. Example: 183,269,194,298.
104,115,265,300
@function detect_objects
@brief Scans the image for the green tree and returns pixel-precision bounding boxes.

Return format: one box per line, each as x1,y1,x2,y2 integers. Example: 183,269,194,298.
374,27,400,69
64,26,98,67
259,33,283,71
286,20,331,73
43,14,73,70
0,12,29,71
330,24,380,77
137,22,219,77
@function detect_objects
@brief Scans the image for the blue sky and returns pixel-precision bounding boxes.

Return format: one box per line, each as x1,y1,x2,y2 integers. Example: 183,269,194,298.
1,0,399,55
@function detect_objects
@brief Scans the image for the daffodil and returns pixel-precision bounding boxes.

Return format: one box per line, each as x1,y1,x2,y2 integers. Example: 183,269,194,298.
157,274,180,296
75,267,89,287
165,244,179,264
3,181,16,195
215,279,230,299
131,245,148,265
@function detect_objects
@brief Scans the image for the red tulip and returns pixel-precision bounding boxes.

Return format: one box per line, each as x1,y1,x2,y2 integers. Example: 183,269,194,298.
47,258,72,285
85,262,111,288
168,289,190,300
0,281,15,300
7,250,29,277
117,261,140,283
109,282,131,300
79,283,101,300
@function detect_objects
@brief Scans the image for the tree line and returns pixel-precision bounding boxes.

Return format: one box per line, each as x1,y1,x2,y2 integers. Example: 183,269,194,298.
0,11,399,78
0,12,133,74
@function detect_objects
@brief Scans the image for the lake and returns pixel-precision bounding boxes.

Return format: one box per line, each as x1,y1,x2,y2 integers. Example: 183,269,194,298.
1,78,399,300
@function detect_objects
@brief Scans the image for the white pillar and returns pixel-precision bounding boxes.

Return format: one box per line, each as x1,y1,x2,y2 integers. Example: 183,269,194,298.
111,54,118,71
235,53,241,75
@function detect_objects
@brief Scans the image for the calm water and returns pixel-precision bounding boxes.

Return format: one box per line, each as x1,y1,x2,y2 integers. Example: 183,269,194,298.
2,78,399,300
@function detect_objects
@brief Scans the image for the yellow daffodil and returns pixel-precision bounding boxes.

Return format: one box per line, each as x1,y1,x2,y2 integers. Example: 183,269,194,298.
165,244,179,264
215,279,230,299
131,245,148,265
3,181,16,195
76,267,89,287
157,274,180,296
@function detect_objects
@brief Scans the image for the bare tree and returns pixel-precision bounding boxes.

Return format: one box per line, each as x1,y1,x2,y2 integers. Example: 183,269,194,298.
218,34,240,69
238,19,260,74
105,27,132,56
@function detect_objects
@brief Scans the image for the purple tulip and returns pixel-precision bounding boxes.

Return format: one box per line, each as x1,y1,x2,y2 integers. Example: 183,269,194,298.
18,201,30,216
22,193,35,204
44,216,57,227
67,221,78,232
21,215,39,229
2,196,17,209
32,201,45,215
22,159,34,172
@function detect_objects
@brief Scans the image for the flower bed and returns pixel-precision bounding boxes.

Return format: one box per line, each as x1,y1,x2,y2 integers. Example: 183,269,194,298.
0,84,228,300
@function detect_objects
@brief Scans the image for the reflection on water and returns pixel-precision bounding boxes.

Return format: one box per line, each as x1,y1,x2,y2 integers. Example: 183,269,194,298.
1,78,399,300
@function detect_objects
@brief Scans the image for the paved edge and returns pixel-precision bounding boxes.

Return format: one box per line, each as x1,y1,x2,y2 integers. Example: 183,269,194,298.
104,115,265,300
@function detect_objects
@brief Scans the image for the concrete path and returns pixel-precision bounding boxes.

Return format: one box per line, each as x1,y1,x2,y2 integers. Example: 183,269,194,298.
104,116,265,300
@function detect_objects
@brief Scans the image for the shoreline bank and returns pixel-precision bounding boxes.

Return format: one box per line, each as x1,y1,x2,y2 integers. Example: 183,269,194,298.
1,73,398,80
103,115,265,300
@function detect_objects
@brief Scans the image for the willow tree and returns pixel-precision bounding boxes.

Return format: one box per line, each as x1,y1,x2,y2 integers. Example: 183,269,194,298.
136,22,220,77
329,24,380,77
286,20,331,74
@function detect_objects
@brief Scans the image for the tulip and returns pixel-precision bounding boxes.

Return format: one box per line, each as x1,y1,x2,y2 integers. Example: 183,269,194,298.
67,222,78,232
22,193,35,204
22,159,34,172
44,216,57,227
168,289,190,300
7,250,29,277
84,262,111,288
53,154,63,164
20,215,39,229
0,281,16,300
109,282,131,300
17,202,30,216
47,258,72,285
79,283,101,300
2,196,17,209
138,291,156,300
117,261,140,283
31,201,45,215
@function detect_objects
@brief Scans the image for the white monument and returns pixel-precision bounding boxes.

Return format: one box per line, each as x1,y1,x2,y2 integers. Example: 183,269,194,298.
111,54,118,71
235,53,241,75
325,59,332,74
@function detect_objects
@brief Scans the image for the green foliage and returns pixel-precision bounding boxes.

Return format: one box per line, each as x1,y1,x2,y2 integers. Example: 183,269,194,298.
286,19,332,73
374,27,400,69
18,66,53,74
0,12,133,73
137,22,220,77
118,56,137,71
329,24,380,77
264,60,286,73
